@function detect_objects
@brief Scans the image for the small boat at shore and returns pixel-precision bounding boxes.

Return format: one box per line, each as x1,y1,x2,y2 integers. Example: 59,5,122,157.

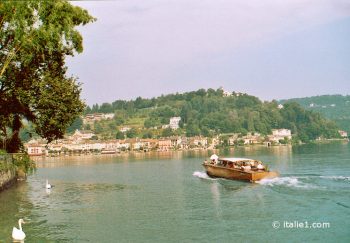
203,155,279,182
101,149,117,154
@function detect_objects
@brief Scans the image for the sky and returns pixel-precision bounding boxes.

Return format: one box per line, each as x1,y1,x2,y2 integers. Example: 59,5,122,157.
67,0,350,106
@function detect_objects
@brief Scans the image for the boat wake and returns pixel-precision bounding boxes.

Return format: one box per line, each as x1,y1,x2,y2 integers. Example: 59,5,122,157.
256,177,318,189
319,176,350,181
193,171,216,180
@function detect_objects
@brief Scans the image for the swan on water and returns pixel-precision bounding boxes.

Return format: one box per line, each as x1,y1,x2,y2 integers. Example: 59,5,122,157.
46,179,52,189
12,219,26,240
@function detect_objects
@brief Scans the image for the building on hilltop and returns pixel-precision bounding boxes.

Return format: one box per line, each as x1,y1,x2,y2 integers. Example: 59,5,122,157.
70,129,95,141
120,126,131,133
219,87,233,97
83,113,115,124
169,117,181,130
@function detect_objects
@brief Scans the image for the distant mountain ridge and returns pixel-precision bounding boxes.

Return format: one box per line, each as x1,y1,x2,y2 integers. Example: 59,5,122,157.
280,94,350,133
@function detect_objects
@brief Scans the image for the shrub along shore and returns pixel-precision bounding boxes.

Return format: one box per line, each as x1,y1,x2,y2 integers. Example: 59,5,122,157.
0,151,35,192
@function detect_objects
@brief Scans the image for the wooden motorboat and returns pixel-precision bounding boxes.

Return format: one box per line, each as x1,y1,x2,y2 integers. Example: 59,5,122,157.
203,156,279,182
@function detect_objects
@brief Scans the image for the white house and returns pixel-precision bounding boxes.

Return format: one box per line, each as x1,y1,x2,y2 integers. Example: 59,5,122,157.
338,130,348,138
120,126,131,133
190,136,208,147
103,113,115,119
272,129,292,139
26,144,46,156
169,117,181,130
83,113,115,124
70,129,95,141
269,129,292,143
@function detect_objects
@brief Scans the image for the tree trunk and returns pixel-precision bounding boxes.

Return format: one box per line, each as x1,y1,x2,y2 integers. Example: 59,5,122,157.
6,115,22,153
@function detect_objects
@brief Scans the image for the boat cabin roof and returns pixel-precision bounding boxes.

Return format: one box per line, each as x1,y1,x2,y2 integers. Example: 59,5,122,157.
219,157,259,163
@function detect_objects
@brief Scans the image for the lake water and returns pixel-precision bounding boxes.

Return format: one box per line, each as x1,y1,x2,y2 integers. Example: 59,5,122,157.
0,142,349,242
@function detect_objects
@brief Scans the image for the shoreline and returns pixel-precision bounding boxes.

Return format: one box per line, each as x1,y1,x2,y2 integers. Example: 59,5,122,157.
30,144,283,159
30,138,350,160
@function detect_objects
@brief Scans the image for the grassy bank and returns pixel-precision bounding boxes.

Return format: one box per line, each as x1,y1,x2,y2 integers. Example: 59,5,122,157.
0,150,35,177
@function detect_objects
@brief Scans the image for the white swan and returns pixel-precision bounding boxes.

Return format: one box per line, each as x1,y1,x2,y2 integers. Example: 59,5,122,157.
46,179,52,189
12,219,26,240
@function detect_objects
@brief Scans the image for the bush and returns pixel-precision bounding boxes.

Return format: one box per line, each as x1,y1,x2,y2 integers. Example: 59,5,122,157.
13,153,36,174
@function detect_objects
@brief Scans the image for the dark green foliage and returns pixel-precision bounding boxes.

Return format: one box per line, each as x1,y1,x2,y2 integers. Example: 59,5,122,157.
94,122,103,134
144,118,160,128
114,117,125,126
84,89,340,141
279,102,340,142
186,122,201,137
142,130,153,139
67,117,83,133
281,95,350,133
115,131,124,139
13,153,36,174
0,0,95,152
162,128,174,137
0,151,35,174
126,128,137,138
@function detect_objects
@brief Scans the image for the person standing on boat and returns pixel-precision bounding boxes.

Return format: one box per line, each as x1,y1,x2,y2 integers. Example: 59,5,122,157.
210,154,219,165
257,162,264,170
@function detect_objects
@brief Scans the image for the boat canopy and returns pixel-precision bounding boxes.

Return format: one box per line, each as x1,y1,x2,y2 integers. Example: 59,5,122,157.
219,157,258,163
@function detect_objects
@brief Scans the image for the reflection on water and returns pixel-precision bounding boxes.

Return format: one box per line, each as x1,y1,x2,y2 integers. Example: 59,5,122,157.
32,145,295,169
218,178,254,192
0,142,349,242
33,150,210,168
210,182,222,219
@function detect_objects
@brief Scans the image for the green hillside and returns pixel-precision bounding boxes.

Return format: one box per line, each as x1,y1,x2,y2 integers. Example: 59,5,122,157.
280,95,350,133
78,89,341,142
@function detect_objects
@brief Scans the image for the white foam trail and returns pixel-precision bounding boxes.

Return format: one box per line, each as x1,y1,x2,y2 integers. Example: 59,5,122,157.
320,176,350,181
193,171,216,180
256,177,317,189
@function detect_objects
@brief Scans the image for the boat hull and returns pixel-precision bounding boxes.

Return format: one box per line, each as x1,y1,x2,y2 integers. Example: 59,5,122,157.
203,163,279,182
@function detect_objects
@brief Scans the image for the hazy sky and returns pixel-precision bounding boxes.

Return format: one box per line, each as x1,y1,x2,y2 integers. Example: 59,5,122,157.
67,0,350,105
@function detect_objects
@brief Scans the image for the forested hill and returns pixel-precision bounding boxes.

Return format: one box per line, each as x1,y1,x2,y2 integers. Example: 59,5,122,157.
82,89,340,142
280,95,350,133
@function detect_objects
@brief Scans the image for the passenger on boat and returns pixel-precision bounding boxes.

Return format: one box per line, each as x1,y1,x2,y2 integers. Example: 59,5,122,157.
241,165,251,171
257,163,264,170
241,162,251,171
210,154,219,165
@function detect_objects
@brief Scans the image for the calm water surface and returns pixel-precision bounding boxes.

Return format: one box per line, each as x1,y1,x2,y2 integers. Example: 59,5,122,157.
0,142,349,242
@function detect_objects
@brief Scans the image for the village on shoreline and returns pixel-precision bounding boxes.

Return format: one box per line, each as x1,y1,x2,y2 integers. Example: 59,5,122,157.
24,128,349,157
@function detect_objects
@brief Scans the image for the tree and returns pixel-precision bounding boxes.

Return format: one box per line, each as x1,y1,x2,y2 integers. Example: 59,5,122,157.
114,116,125,126
142,130,153,139
162,128,173,137
144,118,159,128
0,1,95,152
94,122,103,134
126,128,137,138
115,131,125,139
66,117,83,133
186,123,201,137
